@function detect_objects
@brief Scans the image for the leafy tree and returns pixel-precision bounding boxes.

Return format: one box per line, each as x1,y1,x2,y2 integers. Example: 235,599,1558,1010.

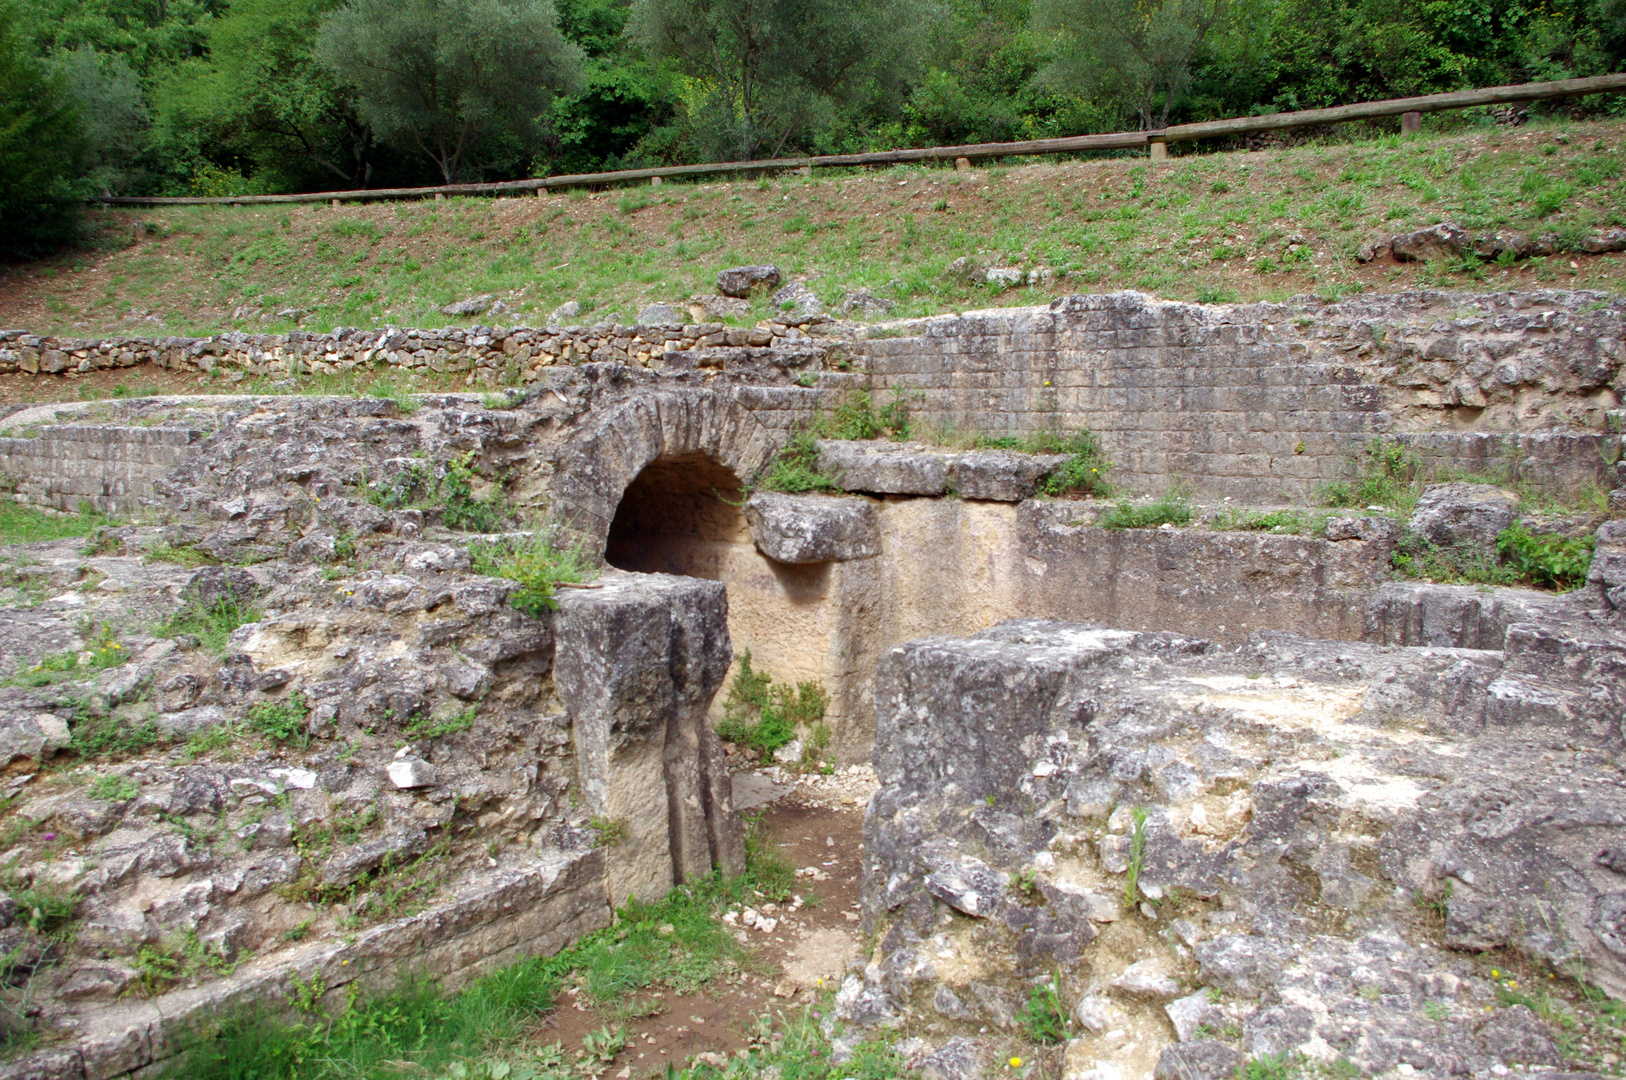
49,45,146,193
543,0,678,173
1034,0,1230,129
315,0,586,183
9,0,224,77
155,0,375,191
0,0,86,253
628,0,930,161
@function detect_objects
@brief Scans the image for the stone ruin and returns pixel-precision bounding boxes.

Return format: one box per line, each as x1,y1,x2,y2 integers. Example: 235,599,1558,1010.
0,288,1619,1078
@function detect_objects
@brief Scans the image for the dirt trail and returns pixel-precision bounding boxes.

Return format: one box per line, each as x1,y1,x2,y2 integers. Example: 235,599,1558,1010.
546,771,869,1076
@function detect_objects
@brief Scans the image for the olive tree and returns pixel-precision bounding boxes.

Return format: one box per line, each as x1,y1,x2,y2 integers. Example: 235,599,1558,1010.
315,0,585,183
1034,0,1230,130
628,0,930,162
0,0,85,253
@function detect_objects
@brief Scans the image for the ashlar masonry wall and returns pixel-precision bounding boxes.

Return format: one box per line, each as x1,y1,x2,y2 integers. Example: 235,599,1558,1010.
857,290,1625,502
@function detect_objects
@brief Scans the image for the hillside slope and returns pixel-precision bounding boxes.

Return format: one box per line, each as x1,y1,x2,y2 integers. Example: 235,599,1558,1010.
2,118,1625,337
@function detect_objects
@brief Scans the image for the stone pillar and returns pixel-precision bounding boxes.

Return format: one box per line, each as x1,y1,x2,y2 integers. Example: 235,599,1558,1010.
1149,139,1168,161
555,571,746,906
1402,111,1423,134
955,157,972,172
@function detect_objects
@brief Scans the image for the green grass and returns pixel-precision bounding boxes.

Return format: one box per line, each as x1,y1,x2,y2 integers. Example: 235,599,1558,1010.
87,774,139,801
11,116,1626,338
163,855,791,1080
1098,493,1195,529
0,503,104,545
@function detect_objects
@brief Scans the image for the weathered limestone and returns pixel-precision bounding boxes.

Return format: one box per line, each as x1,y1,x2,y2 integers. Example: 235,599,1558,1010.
814,441,1069,501
1363,580,1569,649
554,572,745,905
1407,481,1522,547
855,607,1626,1071
743,492,880,563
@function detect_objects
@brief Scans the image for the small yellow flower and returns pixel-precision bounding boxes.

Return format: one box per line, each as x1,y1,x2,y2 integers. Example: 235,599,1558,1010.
1491,969,1499,978
1508,981,1518,989
1009,1058,1022,1069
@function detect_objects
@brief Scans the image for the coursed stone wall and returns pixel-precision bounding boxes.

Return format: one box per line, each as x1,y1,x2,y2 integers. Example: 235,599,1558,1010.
857,290,1626,502
0,424,203,514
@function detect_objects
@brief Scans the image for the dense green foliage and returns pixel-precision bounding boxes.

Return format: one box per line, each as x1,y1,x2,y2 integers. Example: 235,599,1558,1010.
716,650,829,757
1,0,1621,247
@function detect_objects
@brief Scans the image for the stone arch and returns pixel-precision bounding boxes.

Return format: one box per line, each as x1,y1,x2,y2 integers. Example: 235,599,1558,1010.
550,389,781,561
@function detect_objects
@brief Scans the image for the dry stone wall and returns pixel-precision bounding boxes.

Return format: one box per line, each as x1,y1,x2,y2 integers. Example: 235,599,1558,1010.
0,318,836,382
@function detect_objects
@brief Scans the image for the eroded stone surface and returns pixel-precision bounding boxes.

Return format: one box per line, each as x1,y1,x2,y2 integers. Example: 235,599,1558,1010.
743,492,880,564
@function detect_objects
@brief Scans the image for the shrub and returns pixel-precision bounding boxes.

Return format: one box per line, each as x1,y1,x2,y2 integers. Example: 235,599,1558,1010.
716,650,828,756
468,530,596,616
0,2,85,255
1498,524,1595,591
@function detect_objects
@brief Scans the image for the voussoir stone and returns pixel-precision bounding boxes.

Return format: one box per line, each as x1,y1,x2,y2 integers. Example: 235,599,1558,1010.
743,492,879,563
716,265,781,298
1408,482,1521,548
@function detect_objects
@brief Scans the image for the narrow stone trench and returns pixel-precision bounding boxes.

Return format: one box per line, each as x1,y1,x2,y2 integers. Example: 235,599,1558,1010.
542,767,873,1072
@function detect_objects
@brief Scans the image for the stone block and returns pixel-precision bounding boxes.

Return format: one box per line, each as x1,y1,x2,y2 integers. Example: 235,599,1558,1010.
743,492,880,563
817,440,948,496
555,572,744,905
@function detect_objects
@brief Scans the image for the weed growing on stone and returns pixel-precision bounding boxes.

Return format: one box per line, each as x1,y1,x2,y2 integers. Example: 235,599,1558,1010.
468,530,596,616
757,431,838,494
717,651,828,759
159,592,258,653
134,929,237,996
1322,437,1423,512
1017,978,1070,1044
1098,493,1195,529
247,692,312,748
67,699,161,759
368,451,510,532
86,774,138,801
405,704,477,740
588,816,628,848
185,721,244,760
1123,806,1149,909
1391,524,1594,592
144,541,218,567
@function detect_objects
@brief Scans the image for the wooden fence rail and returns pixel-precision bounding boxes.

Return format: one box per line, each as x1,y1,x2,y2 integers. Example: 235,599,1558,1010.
92,72,1626,208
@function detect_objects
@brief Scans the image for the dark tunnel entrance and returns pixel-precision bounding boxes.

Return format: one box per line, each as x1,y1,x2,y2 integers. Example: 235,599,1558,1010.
604,454,750,580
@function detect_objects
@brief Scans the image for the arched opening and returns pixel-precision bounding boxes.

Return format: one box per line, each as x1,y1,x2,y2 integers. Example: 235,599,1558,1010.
604,453,749,579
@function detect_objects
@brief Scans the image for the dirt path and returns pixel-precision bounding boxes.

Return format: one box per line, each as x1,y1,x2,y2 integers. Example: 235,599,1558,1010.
545,770,871,1076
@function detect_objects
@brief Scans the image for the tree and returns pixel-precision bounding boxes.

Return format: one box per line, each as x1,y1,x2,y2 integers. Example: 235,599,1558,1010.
155,0,375,191
0,0,86,253
1034,0,1230,130
314,0,585,184
49,46,147,194
628,0,930,162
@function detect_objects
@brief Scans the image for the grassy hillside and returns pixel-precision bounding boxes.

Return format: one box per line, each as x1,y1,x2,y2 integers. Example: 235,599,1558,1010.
2,117,1626,337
